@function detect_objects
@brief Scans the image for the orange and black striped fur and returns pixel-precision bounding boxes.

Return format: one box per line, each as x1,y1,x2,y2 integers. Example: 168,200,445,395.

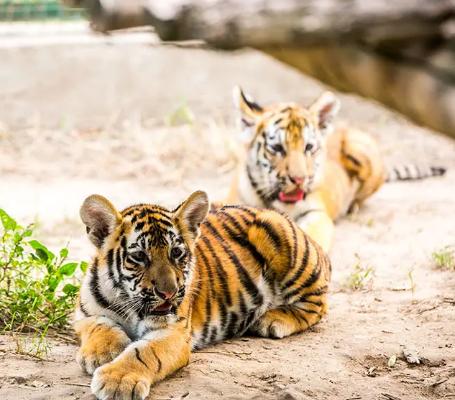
227,87,445,251
74,191,330,400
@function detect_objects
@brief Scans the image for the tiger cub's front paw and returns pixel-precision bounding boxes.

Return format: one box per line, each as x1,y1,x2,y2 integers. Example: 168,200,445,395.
77,325,131,375
91,359,151,400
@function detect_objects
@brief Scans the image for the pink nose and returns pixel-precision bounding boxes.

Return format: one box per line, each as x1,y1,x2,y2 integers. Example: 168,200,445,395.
155,288,177,300
290,176,304,185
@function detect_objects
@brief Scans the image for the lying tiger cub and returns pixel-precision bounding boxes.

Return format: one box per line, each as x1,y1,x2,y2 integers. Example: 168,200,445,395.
74,191,331,400
226,88,445,251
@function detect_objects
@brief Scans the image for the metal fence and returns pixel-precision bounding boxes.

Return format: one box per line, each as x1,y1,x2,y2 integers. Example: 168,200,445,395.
0,1,84,21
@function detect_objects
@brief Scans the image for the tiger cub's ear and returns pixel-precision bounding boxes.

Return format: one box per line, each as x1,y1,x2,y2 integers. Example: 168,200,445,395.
80,195,122,248
174,191,209,241
310,91,340,136
233,86,263,142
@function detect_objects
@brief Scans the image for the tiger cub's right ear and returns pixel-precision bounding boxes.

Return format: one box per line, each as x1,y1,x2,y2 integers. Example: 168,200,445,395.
233,86,263,142
80,195,122,248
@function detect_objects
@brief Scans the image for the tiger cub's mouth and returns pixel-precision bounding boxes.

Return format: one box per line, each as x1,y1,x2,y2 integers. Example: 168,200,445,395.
148,300,175,316
278,188,305,203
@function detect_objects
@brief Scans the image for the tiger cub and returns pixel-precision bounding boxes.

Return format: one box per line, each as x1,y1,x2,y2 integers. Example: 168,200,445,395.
74,191,331,400
226,88,444,251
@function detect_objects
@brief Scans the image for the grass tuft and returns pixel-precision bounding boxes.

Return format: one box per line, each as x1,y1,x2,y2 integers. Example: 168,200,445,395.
344,254,375,291
432,246,455,271
0,208,84,357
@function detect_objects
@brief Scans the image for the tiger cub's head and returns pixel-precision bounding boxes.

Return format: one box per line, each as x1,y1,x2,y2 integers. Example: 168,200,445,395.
80,191,209,318
234,87,340,204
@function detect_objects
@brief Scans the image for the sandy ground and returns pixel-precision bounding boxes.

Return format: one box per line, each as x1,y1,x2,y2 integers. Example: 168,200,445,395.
0,25,455,400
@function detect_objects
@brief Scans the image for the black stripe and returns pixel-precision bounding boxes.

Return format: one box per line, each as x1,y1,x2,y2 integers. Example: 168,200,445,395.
209,326,218,343
285,264,322,301
252,219,281,250
131,382,139,400
79,301,91,317
297,298,322,307
205,220,263,306
283,234,310,290
225,311,239,339
292,308,309,327
149,216,173,228
150,347,162,373
282,214,298,268
219,212,265,268
344,153,361,167
199,236,231,331
199,236,232,306
196,248,214,344
240,90,263,112
220,205,257,219
106,249,115,282
295,209,324,222
89,259,111,309
298,307,320,314
135,221,145,231
246,165,268,203
241,117,253,127
298,285,328,298
135,348,149,369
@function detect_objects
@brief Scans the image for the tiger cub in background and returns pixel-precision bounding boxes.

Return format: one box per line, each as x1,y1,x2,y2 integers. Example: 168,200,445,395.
226,88,445,251
74,191,331,400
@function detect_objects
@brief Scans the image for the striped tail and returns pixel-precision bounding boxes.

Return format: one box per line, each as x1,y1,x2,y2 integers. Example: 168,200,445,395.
386,164,446,182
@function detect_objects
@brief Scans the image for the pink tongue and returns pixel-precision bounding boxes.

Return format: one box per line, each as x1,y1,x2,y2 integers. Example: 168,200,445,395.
278,189,305,203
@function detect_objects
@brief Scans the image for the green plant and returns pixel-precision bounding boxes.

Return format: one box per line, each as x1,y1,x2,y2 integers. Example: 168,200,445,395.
432,246,455,270
165,102,195,126
407,269,416,297
344,254,375,291
0,208,85,357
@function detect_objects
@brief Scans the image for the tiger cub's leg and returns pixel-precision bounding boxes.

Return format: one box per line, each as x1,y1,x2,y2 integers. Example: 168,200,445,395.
91,324,191,400
339,128,385,204
296,209,334,253
249,294,328,339
74,316,131,375
247,209,331,339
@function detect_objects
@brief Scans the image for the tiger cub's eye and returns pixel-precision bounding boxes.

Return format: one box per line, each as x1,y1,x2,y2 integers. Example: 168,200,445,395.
304,143,314,153
170,247,184,260
271,143,285,154
128,251,148,264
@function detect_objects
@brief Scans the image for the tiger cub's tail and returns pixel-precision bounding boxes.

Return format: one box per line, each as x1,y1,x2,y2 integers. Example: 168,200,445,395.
386,164,446,182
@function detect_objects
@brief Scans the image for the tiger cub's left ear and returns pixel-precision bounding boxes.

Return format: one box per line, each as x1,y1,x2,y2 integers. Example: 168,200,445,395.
174,191,209,240
80,194,122,248
310,91,340,136
233,86,264,142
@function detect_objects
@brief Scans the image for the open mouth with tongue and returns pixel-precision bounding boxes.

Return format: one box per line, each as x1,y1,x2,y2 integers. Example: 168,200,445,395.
148,300,174,316
278,188,305,203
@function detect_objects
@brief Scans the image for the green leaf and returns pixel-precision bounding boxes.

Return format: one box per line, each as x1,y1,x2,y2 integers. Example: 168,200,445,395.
0,209,17,231
59,248,68,259
23,227,33,237
29,240,55,262
80,261,88,273
47,276,61,292
35,248,49,262
62,283,79,295
59,262,77,276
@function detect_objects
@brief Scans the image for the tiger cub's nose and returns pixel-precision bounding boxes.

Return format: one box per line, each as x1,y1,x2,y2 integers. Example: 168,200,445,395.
155,288,177,300
290,176,304,185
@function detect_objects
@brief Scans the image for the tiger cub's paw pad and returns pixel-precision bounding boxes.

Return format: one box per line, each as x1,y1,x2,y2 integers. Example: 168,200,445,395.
91,363,150,400
77,334,131,375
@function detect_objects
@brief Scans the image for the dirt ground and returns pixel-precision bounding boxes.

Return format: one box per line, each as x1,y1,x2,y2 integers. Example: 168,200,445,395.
0,25,454,400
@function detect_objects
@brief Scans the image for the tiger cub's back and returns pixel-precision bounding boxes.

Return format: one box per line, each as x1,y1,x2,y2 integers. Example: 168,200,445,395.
190,205,331,349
